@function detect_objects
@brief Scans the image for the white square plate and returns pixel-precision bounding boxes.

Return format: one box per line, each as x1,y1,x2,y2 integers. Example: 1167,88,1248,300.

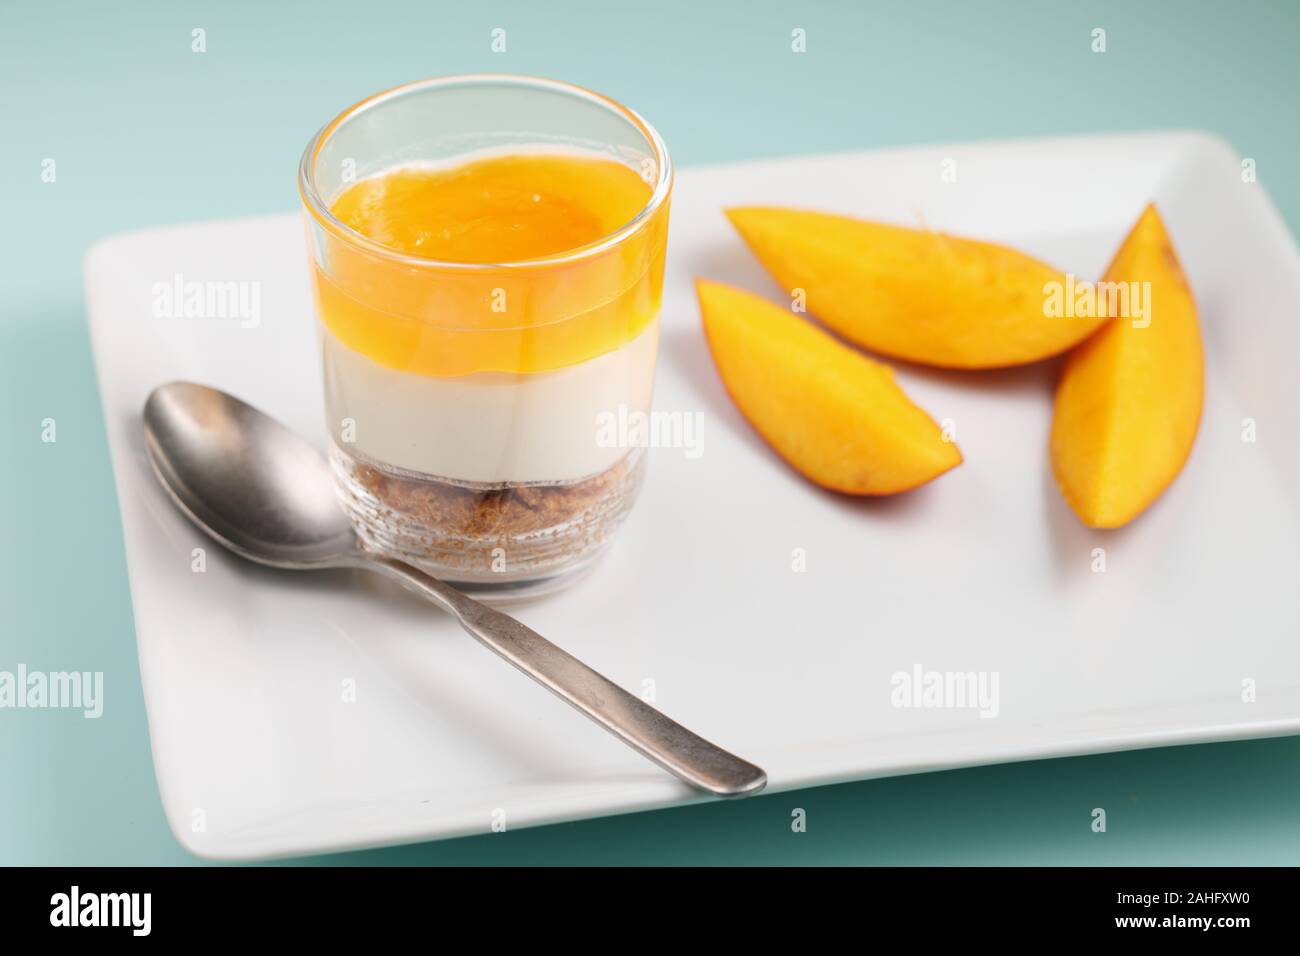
86,132,1300,860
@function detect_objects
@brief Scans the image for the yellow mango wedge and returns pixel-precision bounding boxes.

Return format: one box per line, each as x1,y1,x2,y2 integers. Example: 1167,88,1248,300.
1050,205,1204,528
726,206,1109,369
696,279,962,494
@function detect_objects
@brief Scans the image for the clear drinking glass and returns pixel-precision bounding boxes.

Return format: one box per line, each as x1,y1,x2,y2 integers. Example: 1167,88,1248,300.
298,75,672,598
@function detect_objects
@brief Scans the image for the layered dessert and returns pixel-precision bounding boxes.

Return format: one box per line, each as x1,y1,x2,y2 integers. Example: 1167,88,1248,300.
309,150,667,590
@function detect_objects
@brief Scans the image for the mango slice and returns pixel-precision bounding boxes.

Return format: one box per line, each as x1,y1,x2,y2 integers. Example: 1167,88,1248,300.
696,279,962,494
726,207,1108,369
1050,205,1204,528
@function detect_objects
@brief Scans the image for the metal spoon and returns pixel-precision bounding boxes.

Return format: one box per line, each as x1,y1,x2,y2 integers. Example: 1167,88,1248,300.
142,381,766,798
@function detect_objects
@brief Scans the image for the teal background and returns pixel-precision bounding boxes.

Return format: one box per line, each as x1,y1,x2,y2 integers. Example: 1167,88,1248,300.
3,0,1299,865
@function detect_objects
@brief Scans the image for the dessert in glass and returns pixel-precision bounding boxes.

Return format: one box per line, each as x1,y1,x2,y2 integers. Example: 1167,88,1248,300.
298,75,672,598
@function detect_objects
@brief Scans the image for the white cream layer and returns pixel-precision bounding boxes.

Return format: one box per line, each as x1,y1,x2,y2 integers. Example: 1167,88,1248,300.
322,319,658,484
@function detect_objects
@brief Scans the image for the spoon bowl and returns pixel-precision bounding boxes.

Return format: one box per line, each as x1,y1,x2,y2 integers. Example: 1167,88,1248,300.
144,382,358,570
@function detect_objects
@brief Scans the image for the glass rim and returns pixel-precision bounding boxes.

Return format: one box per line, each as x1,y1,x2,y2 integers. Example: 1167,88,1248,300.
297,73,673,272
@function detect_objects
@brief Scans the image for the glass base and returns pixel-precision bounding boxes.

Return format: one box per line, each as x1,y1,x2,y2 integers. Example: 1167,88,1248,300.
329,443,644,600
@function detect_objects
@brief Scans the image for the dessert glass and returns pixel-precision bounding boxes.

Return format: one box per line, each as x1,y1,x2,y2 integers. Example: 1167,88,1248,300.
298,75,672,598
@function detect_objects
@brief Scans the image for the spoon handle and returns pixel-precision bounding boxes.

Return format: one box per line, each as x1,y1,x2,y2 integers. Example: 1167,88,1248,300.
367,556,767,798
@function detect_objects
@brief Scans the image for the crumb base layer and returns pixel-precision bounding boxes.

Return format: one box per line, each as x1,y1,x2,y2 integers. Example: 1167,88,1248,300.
329,442,645,599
